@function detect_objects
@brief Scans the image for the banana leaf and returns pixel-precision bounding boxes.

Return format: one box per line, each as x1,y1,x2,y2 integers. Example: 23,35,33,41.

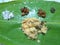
0,0,60,45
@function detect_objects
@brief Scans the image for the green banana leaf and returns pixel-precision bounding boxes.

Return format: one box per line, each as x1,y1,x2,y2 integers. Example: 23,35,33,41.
0,0,60,45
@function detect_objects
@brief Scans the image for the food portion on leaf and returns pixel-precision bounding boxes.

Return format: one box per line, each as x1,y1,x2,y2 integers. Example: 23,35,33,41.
50,7,55,13
22,18,47,40
2,10,14,20
20,7,29,16
37,9,46,18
